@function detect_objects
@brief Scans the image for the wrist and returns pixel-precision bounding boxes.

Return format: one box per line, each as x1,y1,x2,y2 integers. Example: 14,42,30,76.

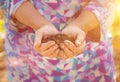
35,25,49,36
69,10,100,35
65,24,86,39
34,22,52,31
68,22,88,35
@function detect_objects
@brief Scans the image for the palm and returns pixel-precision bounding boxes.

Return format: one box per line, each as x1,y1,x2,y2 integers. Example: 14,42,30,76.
62,25,86,44
34,25,59,45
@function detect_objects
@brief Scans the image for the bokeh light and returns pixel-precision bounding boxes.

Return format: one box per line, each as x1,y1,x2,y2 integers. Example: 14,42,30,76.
111,0,120,82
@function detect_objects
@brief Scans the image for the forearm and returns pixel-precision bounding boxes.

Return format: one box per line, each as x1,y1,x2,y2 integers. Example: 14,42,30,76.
14,1,50,30
69,10,101,42
70,10,100,34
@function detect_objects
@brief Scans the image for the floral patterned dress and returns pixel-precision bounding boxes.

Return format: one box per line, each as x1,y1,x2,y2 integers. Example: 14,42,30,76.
0,0,116,82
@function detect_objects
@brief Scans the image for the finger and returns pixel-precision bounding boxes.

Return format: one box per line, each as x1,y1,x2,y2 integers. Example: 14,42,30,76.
58,50,64,58
81,41,86,52
34,32,43,46
63,54,68,60
75,41,86,56
49,49,59,58
76,47,82,55
64,40,77,53
75,33,85,47
81,41,86,48
58,50,68,60
41,44,58,57
40,41,55,51
76,44,85,55
60,43,74,58
81,40,86,45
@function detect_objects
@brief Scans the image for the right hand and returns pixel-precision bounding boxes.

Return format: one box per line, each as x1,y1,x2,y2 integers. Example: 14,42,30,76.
59,25,86,59
34,24,60,58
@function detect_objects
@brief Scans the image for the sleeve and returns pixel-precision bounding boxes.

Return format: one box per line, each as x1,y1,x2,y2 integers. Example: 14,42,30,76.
8,0,35,32
0,0,7,11
0,0,4,8
83,0,115,36
0,0,5,8
9,0,36,16
9,0,28,16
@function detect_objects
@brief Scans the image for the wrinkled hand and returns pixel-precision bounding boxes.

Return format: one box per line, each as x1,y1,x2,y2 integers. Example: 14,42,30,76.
34,25,60,58
59,25,86,59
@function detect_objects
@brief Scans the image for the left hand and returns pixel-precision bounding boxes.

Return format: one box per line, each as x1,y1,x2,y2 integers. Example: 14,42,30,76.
59,25,86,59
34,24,60,58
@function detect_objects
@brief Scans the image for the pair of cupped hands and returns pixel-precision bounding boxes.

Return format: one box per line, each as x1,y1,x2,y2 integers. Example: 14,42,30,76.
34,23,86,60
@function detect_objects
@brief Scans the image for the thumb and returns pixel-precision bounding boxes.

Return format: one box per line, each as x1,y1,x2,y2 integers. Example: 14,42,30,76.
34,32,43,48
75,33,85,47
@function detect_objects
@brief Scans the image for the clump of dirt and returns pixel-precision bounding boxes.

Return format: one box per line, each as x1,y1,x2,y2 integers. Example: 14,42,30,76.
42,34,76,59
42,34,75,46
